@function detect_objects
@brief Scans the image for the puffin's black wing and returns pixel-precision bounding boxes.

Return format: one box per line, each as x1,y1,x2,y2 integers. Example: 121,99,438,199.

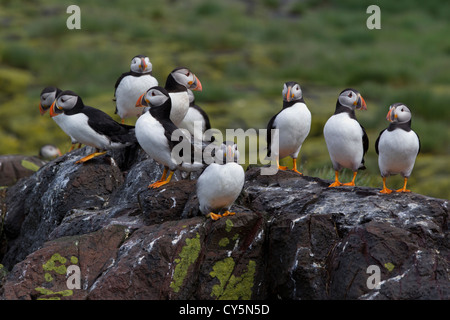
266,112,280,158
191,104,211,131
83,106,136,144
375,129,386,155
359,124,369,169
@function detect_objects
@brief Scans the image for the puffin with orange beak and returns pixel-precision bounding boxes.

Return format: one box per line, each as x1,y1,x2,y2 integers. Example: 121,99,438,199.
135,86,205,189
375,103,420,193
266,81,311,174
323,88,368,187
50,90,136,164
136,67,202,127
39,86,82,152
114,54,158,123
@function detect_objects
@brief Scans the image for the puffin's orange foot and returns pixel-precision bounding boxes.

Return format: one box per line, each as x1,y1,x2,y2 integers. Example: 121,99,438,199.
75,151,107,164
148,180,170,189
380,187,393,194
278,165,288,171
222,210,236,217
328,181,343,187
396,188,411,193
292,169,303,175
208,212,222,220
342,181,355,186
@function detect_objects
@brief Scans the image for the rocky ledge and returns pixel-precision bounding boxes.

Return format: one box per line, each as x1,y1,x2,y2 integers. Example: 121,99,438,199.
0,146,448,300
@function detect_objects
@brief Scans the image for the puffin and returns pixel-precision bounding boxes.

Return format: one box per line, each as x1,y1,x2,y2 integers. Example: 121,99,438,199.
196,141,245,220
0,144,62,187
114,54,158,123
323,88,368,187
49,90,136,164
39,86,81,151
135,86,204,188
266,81,311,174
136,67,202,127
178,89,214,142
375,103,420,193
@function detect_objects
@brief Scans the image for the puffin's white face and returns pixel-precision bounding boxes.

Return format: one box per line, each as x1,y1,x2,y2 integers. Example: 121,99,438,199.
171,68,202,91
338,89,367,110
40,90,57,108
144,88,169,107
56,94,78,111
130,56,152,73
216,142,239,164
282,82,302,102
338,90,358,108
387,104,411,123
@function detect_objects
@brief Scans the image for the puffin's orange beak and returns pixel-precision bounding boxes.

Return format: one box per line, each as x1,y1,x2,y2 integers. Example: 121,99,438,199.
39,102,47,115
354,94,367,110
386,107,394,122
286,86,292,102
49,100,57,117
140,58,147,71
136,93,147,107
189,76,202,91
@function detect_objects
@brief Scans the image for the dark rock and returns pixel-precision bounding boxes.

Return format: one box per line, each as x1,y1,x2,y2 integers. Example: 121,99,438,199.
0,148,448,300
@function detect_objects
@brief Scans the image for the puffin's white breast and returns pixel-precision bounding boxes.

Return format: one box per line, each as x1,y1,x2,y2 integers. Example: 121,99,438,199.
272,103,311,159
59,113,115,150
378,129,419,177
116,75,158,119
169,92,189,126
197,162,245,214
178,108,206,140
323,113,364,171
52,114,78,144
135,112,177,170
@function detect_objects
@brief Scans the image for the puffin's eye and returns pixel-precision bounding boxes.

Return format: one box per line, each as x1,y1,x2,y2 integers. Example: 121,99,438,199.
186,72,190,77
348,93,353,98
152,92,155,96
401,108,404,112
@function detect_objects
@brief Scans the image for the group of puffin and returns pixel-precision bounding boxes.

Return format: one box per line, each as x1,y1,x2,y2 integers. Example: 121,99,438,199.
38,54,420,220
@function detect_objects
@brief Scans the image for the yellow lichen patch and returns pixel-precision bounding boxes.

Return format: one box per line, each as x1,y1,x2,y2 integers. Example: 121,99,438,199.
170,233,201,293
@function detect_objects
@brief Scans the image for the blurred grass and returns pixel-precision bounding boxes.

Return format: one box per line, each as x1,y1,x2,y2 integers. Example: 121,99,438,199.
0,0,448,199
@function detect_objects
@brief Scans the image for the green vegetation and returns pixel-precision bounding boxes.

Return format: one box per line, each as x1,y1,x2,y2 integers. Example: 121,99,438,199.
0,0,448,198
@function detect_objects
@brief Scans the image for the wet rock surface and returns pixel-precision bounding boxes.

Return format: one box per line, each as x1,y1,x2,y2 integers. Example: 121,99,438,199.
0,146,448,300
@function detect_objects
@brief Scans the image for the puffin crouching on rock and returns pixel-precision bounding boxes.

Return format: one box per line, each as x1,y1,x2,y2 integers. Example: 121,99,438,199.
50,90,136,164
197,141,245,221
375,103,420,193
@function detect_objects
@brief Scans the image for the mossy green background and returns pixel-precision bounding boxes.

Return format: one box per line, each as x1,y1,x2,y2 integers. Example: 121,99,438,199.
0,0,448,199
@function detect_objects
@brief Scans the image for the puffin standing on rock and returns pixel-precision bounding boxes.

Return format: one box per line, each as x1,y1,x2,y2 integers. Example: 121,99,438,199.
266,81,311,174
135,86,204,189
114,55,158,123
39,86,81,151
323,88,368,187
375,103,420,193
197,141,245,221
50,90,136,164
137,67,202,127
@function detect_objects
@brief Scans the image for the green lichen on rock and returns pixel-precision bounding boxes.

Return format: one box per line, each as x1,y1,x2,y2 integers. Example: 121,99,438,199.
170,233,201,293
384,262,395,272
210,257,256,300
42,253,67,275
219,237,230,247
35,287,73,300
225,219,234,232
